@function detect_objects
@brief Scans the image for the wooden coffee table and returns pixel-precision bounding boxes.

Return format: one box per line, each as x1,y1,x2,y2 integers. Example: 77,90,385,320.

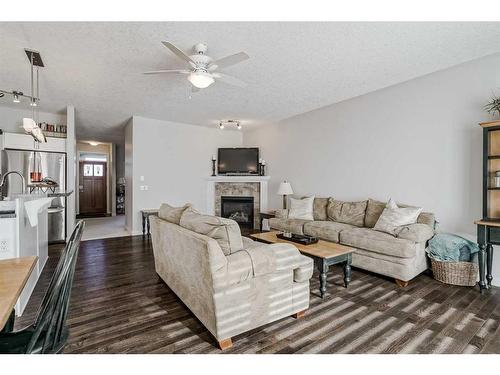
249,231,356,299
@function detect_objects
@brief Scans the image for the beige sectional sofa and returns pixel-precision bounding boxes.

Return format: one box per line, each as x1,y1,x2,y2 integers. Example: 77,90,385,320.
269,198,436,285
150,204,313,350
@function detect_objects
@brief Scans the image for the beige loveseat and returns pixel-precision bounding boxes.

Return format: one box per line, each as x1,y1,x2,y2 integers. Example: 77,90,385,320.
150,204,313,350
269,198,436,286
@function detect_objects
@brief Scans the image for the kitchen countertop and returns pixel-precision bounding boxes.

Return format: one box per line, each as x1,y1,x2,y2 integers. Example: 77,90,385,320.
7,190,74,199
47,190,73,197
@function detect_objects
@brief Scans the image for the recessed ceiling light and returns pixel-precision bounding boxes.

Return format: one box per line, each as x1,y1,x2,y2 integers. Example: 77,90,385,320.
89,141,99,146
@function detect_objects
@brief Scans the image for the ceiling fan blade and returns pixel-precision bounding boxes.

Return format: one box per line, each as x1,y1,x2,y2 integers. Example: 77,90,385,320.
209,52,249,70
162,41,196,65
143,69,190,75
212,73,247,88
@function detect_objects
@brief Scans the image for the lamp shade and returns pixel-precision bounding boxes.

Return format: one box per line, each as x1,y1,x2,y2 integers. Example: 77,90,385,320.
277,181,293,195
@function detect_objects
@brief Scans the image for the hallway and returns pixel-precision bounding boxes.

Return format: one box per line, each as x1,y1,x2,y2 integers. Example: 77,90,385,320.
80,215,129,241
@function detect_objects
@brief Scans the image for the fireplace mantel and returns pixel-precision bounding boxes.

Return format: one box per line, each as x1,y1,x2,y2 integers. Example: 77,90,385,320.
206,175,270,217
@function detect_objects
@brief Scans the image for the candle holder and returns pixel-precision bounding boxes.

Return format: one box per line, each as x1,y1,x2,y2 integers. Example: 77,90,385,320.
212,159,217,176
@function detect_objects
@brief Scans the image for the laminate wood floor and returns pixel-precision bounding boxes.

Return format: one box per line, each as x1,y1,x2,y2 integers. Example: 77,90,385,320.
15,235,500,354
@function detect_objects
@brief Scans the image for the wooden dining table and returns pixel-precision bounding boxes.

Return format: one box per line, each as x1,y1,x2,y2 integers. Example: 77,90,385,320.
0,256,38,331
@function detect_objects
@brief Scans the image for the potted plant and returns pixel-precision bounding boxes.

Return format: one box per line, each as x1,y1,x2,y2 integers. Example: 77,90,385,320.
485,95,500,118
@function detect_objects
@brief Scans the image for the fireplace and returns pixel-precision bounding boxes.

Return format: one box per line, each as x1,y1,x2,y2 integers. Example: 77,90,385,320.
221,196,254,229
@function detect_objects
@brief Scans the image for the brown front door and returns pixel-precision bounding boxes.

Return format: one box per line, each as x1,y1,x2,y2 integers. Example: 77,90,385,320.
79,161,107,215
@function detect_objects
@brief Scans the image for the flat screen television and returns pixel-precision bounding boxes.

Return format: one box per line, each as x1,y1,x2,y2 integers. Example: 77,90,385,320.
218,148,259,175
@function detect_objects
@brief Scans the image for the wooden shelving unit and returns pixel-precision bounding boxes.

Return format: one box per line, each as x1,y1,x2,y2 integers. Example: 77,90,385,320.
481,120,500,219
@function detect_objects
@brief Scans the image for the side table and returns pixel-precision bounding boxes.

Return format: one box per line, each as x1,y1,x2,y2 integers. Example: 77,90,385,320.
475,220,497,293
141,209,159,236
259,211,276,231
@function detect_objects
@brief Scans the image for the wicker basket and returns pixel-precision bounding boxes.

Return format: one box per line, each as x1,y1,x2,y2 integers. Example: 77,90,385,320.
430,257,478,286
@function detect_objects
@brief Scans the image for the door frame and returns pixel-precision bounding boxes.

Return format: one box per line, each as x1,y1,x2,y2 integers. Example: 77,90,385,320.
78,160,108,216
76,148,114,216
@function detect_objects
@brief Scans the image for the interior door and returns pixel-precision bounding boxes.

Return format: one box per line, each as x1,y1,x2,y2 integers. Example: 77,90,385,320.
79,161,107,215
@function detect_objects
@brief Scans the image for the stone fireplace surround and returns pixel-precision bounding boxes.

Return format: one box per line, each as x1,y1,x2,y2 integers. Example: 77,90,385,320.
206,176,270,229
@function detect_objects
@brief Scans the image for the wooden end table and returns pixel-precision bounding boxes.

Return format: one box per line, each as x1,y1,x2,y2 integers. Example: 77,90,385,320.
141,209,159,236
249,231,356,299
259,211,276,231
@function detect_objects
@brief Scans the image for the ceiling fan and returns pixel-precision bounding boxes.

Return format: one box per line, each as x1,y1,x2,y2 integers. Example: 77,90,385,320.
144,42,249,90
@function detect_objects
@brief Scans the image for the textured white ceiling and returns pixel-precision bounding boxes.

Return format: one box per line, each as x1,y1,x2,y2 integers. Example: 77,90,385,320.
1,22,500,143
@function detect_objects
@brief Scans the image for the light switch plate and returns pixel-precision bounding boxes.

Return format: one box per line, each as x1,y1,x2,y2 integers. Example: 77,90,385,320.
140,176,145,181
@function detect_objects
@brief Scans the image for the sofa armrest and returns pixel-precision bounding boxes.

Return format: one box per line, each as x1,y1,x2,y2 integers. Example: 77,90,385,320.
396,223,434,243
275,208,289,219
267,243,313,282
293,255,314,282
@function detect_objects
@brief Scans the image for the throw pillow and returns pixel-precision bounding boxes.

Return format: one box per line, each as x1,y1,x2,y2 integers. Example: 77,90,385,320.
374,200,423,236
179,208,243,256
158,203,192,225
288,196,315,220
327,198,367,227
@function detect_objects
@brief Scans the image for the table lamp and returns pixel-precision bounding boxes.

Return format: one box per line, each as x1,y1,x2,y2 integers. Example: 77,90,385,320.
277,181,293,209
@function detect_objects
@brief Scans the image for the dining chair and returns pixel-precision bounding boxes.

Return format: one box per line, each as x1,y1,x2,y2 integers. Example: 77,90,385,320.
0,221,85,354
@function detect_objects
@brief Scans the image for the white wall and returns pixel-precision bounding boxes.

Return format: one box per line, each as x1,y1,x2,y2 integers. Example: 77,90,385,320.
65,105,76,239
244,52,500,286
125,116,242,234
0,105,66,133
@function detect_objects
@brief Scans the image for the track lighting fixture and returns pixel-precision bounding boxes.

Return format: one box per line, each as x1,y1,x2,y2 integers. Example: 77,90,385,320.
13,91,20,103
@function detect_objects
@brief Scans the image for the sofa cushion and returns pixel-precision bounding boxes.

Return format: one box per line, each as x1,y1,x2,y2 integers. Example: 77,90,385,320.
364,199,386,228
242,236,260,250
303,221,355,243
158,203,192,225
268,218,310,235
180,208,243,256
339,227,418,258
288,196,314,220
327,198,367,227
274,208,289,219
313,197,329,221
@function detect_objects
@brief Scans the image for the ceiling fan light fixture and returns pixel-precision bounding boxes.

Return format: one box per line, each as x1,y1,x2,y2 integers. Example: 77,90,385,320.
188,71,214,89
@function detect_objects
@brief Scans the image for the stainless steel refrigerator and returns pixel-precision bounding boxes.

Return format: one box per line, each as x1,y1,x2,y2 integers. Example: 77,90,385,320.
1,149,66,243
